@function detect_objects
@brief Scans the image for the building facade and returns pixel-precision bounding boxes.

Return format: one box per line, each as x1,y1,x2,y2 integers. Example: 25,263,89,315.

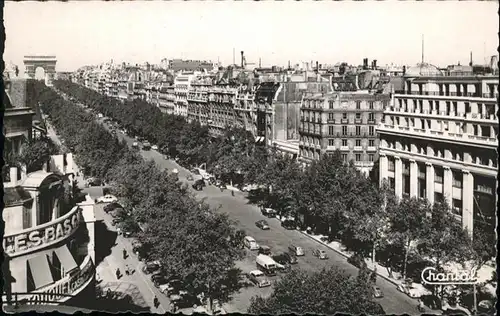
2,157,96,307
377,63,498,236
299,90,390,174
174,72,197,117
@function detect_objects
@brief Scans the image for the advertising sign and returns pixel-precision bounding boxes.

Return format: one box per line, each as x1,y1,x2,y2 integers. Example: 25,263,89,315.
26,257,94,304
3,207,82,257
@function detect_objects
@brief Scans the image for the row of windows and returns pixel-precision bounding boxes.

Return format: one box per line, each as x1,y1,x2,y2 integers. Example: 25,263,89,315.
303,99,385,110
326,125,376,136
325,139,377,147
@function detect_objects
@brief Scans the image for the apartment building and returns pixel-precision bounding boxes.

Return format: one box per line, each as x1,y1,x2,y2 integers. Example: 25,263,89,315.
174,72,198,117
377,62,498,236
158,84,175,114
299,90,390,174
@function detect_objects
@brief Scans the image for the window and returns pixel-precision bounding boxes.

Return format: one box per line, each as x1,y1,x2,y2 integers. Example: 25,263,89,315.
355,139,361,147
342,112,347,119
328,113,334,121
328,126,334,135
369,101,374,109
328,139,334,146
342,154,348,162
356,101,361,109
369,126,375,136
452,171,462,188
368,112,375,121
369,139,375,147
355,126,361,136
355,112,361,119
355,154,361,162
388,159,395,172
342,139,347,146
342,126,347,135
368,154,374,161
435,168,443,184
329,101,334,109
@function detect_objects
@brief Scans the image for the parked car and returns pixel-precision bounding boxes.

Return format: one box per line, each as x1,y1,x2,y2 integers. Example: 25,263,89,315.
170,292,200,309
312,249,329,260
132,142,139,148
243,236,260,250
96,194,118,204
103,202,123,214
151,272,170,287
142,260,161,274
192,179,206,191
260,206,277,218
247,270,271,288
111,217,121,226
281,218,297,230
151,145,158,150
255,220,270,230
272,252,298,265
258,245,272,256
372,285,384,298
288,245,305,256
86,177,103,187
347,253,367,269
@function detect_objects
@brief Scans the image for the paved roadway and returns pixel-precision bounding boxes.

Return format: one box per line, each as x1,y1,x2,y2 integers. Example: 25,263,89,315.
106,123,425,315
54,90,427,314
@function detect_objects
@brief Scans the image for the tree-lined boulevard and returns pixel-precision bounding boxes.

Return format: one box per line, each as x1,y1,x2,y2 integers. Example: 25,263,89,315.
21,78,495,315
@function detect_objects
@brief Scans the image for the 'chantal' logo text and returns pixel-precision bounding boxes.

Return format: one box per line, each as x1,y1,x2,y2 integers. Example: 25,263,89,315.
421,267,478,285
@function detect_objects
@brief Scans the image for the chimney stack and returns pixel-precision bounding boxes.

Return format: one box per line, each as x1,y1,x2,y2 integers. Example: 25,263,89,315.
372,60,377,70
469,51,473,67
9,167,18,186
241,51,244,68
288,60,291,69
363,58,368,70
316,61,319,73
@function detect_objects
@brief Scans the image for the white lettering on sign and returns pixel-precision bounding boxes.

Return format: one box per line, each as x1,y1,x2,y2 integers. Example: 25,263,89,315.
2,208,82,257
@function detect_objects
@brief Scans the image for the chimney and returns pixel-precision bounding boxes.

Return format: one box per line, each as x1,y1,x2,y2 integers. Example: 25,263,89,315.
402,65,406,75
9,168,18,186
316,61,319,73
372,60,377,70
469,51,473,67
288,60,291,69
241,51,244,68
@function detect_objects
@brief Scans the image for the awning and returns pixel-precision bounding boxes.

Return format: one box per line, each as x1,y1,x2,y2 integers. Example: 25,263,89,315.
54,245,78,275
28,254,54,289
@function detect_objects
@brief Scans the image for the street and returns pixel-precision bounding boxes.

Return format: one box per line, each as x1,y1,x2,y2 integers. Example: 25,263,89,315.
113,125,423,315
50,93,424,314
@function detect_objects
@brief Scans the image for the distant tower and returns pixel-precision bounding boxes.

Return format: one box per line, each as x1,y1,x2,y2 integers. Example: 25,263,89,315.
421,34,425,64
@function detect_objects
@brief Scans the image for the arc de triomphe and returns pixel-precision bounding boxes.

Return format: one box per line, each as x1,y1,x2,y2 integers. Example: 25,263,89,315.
23,56,57,86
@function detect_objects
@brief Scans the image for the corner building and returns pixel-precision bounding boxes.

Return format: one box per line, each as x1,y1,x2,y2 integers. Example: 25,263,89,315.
377,63,498,236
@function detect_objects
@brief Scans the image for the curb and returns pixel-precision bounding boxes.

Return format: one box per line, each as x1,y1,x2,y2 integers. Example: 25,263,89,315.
297,230,401,288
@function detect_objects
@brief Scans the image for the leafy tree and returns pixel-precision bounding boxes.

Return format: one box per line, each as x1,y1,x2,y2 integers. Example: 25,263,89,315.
18,137,60,173
248,267,383,315
386,196,430,280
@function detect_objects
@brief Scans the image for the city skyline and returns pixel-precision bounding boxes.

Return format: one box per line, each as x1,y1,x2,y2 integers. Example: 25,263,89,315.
4,1,498,72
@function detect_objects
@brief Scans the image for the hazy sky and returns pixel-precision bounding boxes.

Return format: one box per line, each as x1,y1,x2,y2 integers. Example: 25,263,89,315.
4,1,498,72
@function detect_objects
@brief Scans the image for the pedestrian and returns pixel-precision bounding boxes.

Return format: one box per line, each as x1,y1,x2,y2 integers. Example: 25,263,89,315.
116,268,121,279
125,264,130,275
107,288,112,299
153,296,159,309
123,249,128,259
